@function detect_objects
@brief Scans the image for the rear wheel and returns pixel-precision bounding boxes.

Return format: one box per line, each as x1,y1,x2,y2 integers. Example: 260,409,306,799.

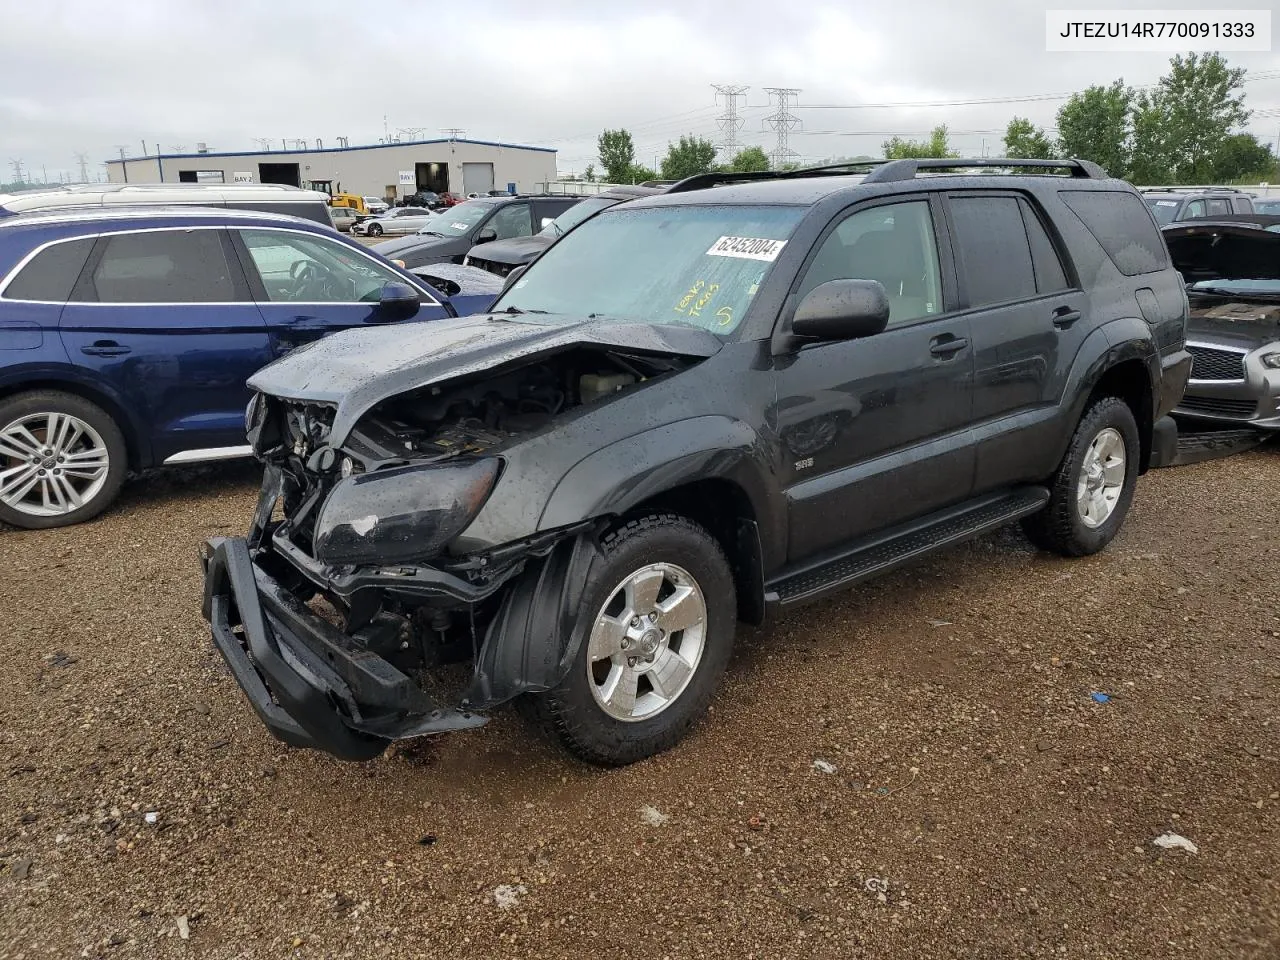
1022,396,1139,556
0,391,127,529
529,513,737,765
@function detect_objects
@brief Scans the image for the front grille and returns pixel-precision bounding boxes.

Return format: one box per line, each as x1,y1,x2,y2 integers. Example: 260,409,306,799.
1188,345,1245,381
1177,396,1258,419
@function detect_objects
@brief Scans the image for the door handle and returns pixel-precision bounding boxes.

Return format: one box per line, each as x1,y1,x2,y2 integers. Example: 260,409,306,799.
929,336,969,358
1052,306,1082,329
80,341,131,357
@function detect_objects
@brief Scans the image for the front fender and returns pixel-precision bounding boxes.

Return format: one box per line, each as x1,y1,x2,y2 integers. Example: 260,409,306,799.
538,415,773,534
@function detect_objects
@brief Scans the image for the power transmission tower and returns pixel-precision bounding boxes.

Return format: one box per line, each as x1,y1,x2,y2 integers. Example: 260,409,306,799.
712,84,749,161
74,152,89,183
252,138,274,152
762,87,802,169
441,128,466,141
397,127,426,141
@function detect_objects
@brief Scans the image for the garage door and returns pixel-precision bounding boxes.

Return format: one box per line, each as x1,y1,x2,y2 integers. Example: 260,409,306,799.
462,162,495,196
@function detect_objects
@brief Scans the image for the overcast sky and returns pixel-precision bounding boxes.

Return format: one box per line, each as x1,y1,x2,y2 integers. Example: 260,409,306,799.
2,0,1278,182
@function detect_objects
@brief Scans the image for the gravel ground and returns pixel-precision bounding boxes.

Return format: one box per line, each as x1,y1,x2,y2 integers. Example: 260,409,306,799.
2,452,1278,959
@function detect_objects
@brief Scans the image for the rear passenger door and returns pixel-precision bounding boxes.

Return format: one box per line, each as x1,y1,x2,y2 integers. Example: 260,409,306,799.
57,227,269,464
946,193,1086,492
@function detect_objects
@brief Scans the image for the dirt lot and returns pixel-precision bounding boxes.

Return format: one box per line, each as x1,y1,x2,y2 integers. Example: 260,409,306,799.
2,451,1278,959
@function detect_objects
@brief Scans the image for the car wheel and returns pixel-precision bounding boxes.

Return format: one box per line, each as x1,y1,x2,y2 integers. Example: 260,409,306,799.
0,390,128,529
1022,396,1139,557
529,513,737,765
368,223,382,237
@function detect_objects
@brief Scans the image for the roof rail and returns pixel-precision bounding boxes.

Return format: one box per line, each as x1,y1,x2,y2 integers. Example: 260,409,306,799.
665,161,888,194
1138,186,1247,194
863,157,1108,184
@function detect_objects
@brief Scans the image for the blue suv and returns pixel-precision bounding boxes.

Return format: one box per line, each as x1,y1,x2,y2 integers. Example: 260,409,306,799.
0,206,498,529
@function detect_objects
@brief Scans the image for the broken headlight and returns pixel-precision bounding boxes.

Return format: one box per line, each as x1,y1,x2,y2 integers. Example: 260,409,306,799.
312,458,500,565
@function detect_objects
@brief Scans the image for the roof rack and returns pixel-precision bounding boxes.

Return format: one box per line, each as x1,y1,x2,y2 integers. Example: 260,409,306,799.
1138,186,1248,194
862,158,1107,183
665,161,887,194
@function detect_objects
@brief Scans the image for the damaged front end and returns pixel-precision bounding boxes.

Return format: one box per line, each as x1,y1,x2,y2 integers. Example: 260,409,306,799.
201,325,711,759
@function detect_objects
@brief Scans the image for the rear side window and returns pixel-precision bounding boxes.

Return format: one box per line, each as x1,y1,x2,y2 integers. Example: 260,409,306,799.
1206,199,1231,217
1059,190,1167,276
86,230,239,303
2,237,95,301
949,196,1037,307
1018,199,1070,293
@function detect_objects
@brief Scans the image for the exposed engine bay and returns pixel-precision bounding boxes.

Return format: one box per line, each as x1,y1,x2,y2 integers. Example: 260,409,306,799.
346,347,696,464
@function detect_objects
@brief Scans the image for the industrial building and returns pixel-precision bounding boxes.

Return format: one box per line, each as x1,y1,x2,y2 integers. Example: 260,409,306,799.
104,137,558,200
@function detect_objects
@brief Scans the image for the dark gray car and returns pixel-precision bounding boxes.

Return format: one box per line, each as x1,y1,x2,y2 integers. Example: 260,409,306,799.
373,195,583,268
1164,216,1280,428
1143,188,1255,225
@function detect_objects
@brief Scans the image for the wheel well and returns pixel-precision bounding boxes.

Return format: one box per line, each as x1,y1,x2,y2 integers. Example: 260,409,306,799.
1087,360,1153,472
0,379,143,470
626,478,765,625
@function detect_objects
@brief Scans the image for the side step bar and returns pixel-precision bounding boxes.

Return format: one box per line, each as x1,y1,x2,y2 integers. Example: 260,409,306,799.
766,486,1050,607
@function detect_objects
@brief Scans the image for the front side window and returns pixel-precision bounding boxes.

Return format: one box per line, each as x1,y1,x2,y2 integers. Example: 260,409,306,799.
797,200,943,325
1185,200,1206,219
487,203,532,240
495,204,804,336
239,229,407,303
88,230,238,303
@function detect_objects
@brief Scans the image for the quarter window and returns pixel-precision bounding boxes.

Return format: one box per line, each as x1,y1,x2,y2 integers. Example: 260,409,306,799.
797,200,943,326
88,230,239,303
240,229,409,303
1059,190,1168,276
3,237,95,301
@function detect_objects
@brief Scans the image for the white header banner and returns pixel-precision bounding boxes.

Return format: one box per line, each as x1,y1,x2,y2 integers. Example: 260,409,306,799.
1046,10,1271,51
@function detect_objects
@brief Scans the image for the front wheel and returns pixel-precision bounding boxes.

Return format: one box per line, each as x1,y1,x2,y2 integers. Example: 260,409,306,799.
1022,396,1140,556
367,223,382,237
0,390,128,529
529,513,737,765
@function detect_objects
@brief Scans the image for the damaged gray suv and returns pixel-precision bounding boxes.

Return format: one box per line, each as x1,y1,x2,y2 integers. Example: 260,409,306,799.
202,159,1190,766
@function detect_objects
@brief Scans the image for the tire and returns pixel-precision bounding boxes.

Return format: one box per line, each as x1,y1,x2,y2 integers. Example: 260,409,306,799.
528,513,737,765
1022,396,1140,557
0,390,128,530
367,223,382,237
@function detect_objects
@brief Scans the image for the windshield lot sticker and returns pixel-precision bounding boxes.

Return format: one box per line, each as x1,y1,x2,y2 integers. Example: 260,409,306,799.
451,222,469,230
1155,200,1178,207
707,236,787,261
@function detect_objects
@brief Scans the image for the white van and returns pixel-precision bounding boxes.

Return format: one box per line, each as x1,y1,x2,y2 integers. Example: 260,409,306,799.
0,183,335,227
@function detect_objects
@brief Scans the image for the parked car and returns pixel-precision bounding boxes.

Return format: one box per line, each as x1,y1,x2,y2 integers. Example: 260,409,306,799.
362,196,389,215
465,186,661,278
0,183,335,226
0,207,499,529
202,158,1189,767
328,205,360,232
1142,187,1255,226
439,192,464,207
1253,198,1280,216
372,195,583,268
1163,215,1280,428
405,191,448,211
351,207,436,237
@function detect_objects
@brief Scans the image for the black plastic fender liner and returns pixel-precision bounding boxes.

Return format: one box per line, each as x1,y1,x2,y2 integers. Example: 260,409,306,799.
461,532,602,710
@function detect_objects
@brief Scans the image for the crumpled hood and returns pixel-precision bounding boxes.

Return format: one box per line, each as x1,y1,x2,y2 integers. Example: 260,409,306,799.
409,261,504,298
1164,222,1280,285
248,314,723,445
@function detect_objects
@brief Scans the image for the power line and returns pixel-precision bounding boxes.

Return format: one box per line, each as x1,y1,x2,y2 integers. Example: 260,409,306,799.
712,84,749,161
763,88,802,168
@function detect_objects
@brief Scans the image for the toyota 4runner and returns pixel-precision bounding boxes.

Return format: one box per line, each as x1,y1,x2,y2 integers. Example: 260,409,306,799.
202,159,1191,766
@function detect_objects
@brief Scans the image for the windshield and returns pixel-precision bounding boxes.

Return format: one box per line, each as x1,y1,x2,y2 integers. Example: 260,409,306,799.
434,201,493,235
494,204,804,336
1145,197,1180,225
541,196,618,237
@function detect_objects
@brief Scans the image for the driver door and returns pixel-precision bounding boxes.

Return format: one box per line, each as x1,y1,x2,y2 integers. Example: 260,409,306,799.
230,227,451,358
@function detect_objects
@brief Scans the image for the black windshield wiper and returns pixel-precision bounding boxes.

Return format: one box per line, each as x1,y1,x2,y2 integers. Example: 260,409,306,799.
498,306,549,315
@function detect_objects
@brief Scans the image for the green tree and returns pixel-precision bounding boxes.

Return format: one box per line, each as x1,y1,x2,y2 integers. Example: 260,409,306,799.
1212,133,1276,182
1128,91,1176,185
660,135,719,180
627,163,659,183
1148,52,1250,182
597,129,636,183
1056,80,1133,178
883,125,956,159
582,163,597,183
728,146,770,173
1002,117,1056,159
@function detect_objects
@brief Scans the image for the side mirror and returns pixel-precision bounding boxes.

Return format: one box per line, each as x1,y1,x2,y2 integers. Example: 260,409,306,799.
791,279,890,342
500,265,528,294
376,281,421,321
476,227,498,243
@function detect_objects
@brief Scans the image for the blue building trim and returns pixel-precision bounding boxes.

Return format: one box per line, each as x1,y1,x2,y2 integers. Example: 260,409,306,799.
106,137,557,165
